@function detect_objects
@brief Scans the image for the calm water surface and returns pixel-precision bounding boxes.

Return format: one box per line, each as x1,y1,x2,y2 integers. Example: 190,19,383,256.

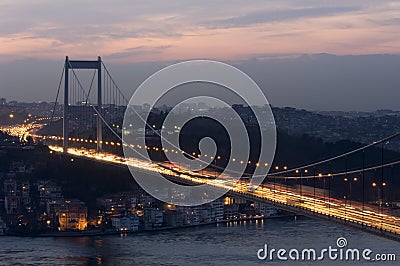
0,217,399,265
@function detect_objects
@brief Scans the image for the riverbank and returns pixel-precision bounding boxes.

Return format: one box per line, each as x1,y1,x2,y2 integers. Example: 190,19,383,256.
5,213,295,237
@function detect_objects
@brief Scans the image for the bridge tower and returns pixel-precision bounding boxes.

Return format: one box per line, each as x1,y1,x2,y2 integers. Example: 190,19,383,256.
63,56,102,153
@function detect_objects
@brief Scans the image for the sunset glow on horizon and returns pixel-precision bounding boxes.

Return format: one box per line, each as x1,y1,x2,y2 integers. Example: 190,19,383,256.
0,1,400,63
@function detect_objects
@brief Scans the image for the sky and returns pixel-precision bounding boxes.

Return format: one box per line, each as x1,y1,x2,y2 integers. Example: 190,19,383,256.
0,1,400,110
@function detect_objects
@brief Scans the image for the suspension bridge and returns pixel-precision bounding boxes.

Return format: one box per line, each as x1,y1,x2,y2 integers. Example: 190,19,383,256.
26,56,400,241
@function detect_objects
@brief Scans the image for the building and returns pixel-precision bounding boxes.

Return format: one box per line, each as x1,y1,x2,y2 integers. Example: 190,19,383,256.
96,192,137,216
143,208,163,229
254,203,278,217
163,210,184,228
51,199,87,231
3,178,30,214
197,200,225,223
223,204,240,220
138,193,155,208
209,200,224,222
8,161,33,174
111,215,139,232
177,206,201,225
37,180,63,204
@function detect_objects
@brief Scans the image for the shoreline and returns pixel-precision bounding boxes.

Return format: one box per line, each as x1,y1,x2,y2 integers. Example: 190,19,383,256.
4,213,295,238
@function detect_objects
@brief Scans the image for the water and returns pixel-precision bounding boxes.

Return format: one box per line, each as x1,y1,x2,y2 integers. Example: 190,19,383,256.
0,217,399,265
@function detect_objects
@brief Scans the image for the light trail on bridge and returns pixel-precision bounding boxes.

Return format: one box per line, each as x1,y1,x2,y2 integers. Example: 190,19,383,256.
48,145,400,240
4,57,399,241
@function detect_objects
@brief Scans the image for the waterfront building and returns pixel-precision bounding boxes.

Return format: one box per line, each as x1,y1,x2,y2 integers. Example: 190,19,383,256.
111,215,139,232
177,206,201,225
51,199,87,231
253,202,278,217
143,208,163,229
96,192,137,216
163,210,184,228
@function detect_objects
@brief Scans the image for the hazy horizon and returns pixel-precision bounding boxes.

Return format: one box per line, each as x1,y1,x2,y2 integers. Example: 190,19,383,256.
1,53,400,112
1,1,400,111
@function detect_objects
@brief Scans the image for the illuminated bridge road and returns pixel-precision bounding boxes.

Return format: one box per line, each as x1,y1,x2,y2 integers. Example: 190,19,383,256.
11,57,400,242
0,57,400,241
49,145,400,242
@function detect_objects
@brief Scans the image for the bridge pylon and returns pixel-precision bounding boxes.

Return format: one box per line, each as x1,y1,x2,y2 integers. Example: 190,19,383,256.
63,56,102,153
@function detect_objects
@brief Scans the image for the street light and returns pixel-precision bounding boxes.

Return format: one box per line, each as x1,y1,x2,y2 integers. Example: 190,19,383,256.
273,166,279,202
296,170,302,198
382,182,387,206
283,166,288,193
344,177,358,206
318,173,326,203
372,182,380,206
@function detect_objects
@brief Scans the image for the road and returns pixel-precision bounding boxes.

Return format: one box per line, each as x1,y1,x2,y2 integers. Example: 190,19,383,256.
48,145,400,237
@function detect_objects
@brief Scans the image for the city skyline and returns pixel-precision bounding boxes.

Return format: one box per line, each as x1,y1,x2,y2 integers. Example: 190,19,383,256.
1,53,400,111
1,2,400,264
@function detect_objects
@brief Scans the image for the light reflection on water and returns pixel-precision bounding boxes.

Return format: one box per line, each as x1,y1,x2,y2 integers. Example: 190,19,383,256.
0,217,399,265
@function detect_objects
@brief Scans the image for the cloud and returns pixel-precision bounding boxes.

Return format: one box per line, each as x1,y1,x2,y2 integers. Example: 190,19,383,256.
107,45,173,59
207,6,362,29
0,1,399,62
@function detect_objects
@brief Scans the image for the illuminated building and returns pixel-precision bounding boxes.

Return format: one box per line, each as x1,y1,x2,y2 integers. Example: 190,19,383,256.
110,215,139,232
52,199,87,231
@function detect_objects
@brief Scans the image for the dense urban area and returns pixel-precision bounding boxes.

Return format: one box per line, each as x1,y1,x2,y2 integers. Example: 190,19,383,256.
1,97,400,236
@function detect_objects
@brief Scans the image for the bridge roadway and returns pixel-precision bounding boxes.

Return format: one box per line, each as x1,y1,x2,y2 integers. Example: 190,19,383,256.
49,145,400,242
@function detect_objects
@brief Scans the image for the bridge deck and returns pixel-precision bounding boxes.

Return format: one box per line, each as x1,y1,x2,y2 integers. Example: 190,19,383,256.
48,145,400,242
